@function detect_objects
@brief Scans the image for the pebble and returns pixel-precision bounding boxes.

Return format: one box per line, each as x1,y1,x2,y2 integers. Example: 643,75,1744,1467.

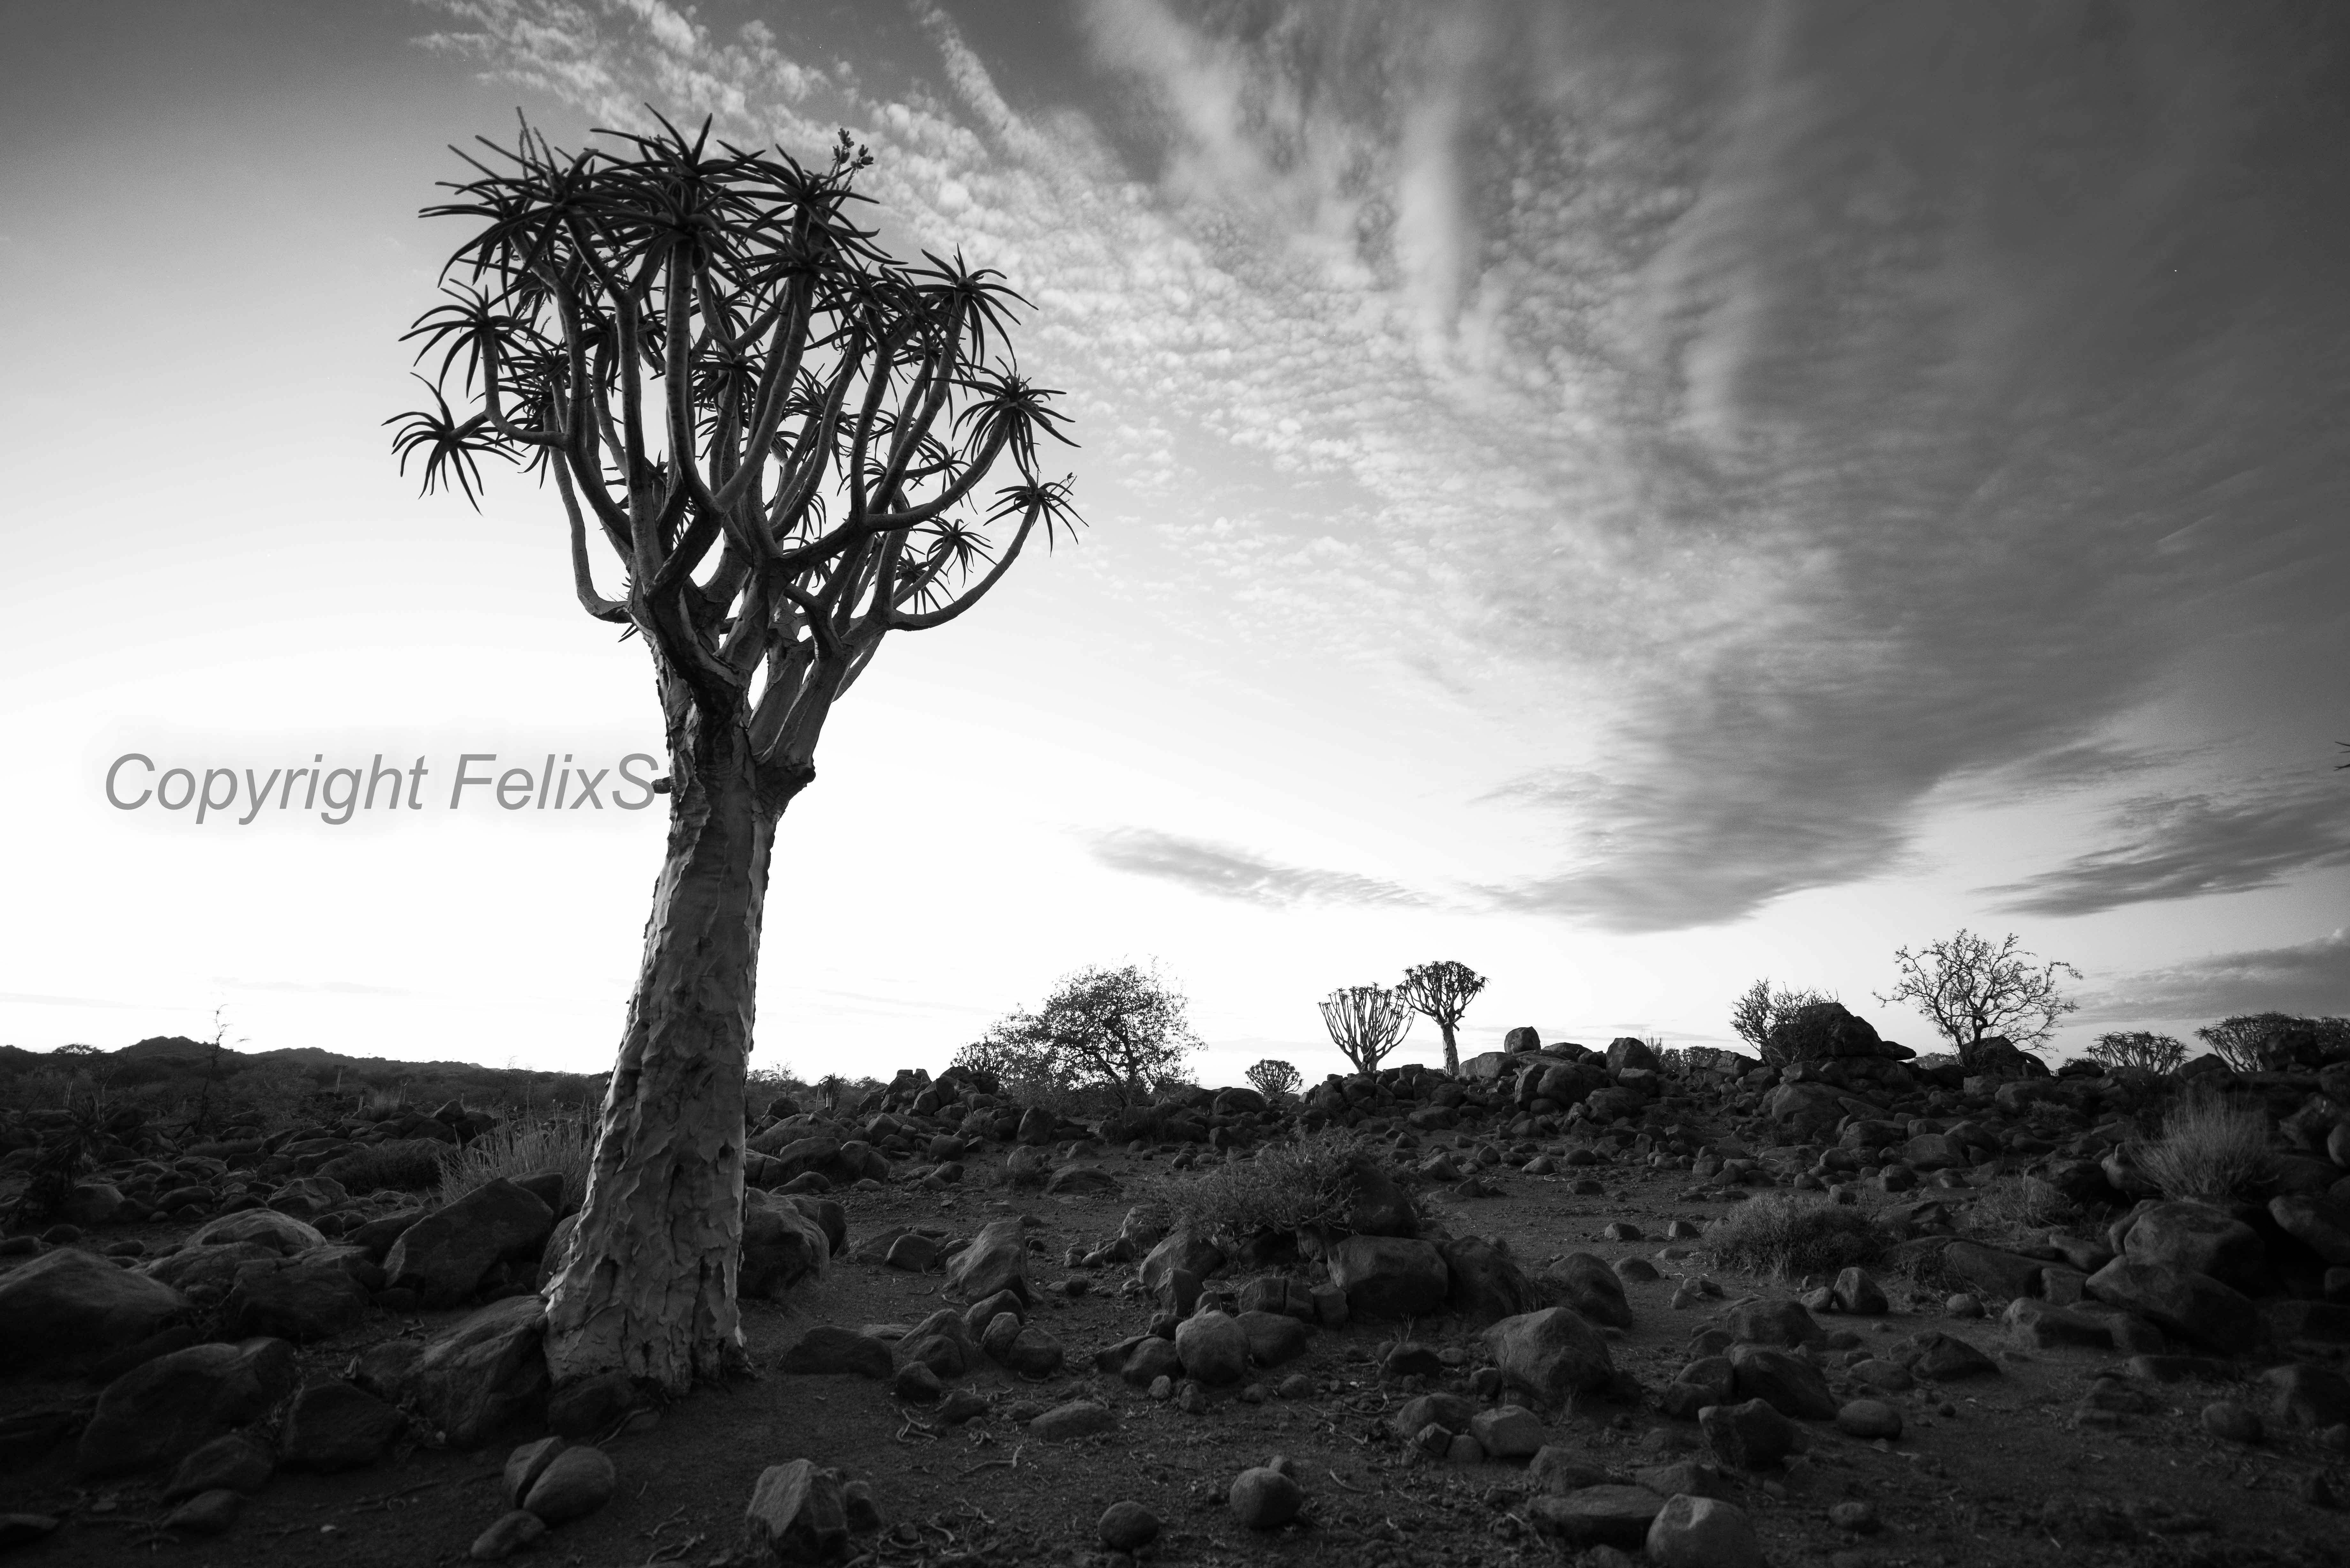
1645,1495,1762,1568
1228,1466,1303,1529
1829,1500,1881,1534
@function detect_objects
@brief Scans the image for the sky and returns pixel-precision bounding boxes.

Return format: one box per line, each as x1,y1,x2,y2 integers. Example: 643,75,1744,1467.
1,0,2344,1087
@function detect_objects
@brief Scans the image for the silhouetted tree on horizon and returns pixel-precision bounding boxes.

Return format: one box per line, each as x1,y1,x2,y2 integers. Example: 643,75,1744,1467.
1397,960,1485,1076
392,113,1078,1393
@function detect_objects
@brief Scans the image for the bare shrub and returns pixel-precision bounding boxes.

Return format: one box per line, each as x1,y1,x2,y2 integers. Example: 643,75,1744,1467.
2135,1094,2275,1202
327,1139,447,1195
440,1118,595,1213
1167,1128,1378,1243
1699,1190,1889,1279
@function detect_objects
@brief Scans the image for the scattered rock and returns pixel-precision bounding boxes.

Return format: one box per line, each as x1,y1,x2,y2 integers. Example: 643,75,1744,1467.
1728,1343,1838,1419
1327,1236,1449,1319
1836,1399,1903,1440
1528,1484,1666,1548
524,1444,615,1525
382,1179,554,1308
1646,1494,1763,1568
469,1509,547,1561
1228,1466,1304,1529
1098,1500,1160,1550
1699,1398,1795,1469
780,1325,894,1379
77,1337,296,1476
944,1219,1032,1306
161,1489,242,1536
1028,1400,1117,1442
2204,1402,2263,1443
1174,1310,1249,1386
280,1381,403,1472
0,1247,187,1363
739,1460,847,1565
1485,1308,1617,1407
353,1294,547,1449
163,1434,273,1501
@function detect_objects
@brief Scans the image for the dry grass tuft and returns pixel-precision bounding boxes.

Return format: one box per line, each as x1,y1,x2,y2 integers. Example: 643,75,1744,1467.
2135,1095,2275,1203
1964,1174,2081,1240
1166,1128,1379,1243
439,1118,595,1213
1700,1189,1890,1279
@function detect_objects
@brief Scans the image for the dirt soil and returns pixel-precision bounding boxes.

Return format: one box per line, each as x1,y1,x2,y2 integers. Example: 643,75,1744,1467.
5,1143,2347,1568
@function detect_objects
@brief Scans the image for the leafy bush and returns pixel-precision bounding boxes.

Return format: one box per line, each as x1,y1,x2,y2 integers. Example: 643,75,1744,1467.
973,963,1199,1111
324,1139,448,1195
1699,1190,1889,1278
1245,1059,1303,1103
2084,1031,2187,1074
1730,979,1836,1059
440,1118,595,1213
2135,1094,2275,1202
1167,1128,1378,1243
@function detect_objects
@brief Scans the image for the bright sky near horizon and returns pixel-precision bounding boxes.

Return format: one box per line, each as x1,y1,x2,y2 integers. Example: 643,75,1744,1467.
2,0,2344,1087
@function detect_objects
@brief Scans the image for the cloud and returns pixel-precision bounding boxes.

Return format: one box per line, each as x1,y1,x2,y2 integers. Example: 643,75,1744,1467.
415,1,2350,932
2078,929,2350,1025
1983,774,2350,917
1091,827,1432,909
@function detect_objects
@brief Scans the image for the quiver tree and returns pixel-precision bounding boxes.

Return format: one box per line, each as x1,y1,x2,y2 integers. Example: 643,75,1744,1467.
1396,960,1486,1076
391,115,1079,1393
1245,1058,1302,1104
1319,984,1414,1074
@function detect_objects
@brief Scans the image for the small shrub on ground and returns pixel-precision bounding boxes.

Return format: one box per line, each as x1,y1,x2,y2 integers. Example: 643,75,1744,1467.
328,1139,447,1194
1699,1190,1889,1279
2135,1094,2275,1202
1165,1128,1377,1244
440,1118,595,1212
1964,1174,2081,1240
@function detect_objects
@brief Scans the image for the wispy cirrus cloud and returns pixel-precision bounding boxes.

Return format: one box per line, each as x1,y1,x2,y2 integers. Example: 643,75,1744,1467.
2078,929,2350,1025
1983,774,2350,917
416,0,2350,934
1091,828,1432,909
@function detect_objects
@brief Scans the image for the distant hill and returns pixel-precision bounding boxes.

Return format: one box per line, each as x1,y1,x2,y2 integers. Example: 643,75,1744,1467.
0,1036,609,1121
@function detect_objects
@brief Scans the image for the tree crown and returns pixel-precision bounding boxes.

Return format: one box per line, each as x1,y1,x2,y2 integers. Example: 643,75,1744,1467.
1875,929,2079,1052
1397,960,1487,1026
392,113,1078,784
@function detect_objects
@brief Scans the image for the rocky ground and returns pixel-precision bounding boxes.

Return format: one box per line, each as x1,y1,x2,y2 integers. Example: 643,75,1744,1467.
5,1024,2350,1568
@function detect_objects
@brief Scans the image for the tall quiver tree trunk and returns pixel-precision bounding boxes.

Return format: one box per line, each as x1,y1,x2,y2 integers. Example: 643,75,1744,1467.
543,670,800,1393
1437,1021,1460,1077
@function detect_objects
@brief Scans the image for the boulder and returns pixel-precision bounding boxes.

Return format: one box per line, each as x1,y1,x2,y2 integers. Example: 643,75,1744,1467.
0,1247,186,1366
2271,1195,2350,1267
268,1175,350,1221
163,1434,273,1501
2124,1202,2266,1292
1328,1236,1449,1319
356,1294,548,1448
1528,1484,1667,1549
1174,1310,1249,1386
1440,1235,1542,1323
1542,1252,1633,1329
1233,1310,1311,1367
1939,1242,2046,1301
1831,1267,1889,1315
1228,1466,1303,1529
1028,1399,1117,1441
185,1209,324,1255
1342,1157,1419,1237
1485,1308,1616,1407
222,1249,373,1341
2087,1259,2265,1352
1722,1298,1824,1348
76,1338,296,1476
1698,1397,1795,1469
382,1179,553,1308
1606,1037,1661,1074
1727,1343,1837,1419
944,1219,1032,1306
523,1444,615,1526
739,1459,847,1565
2261,1363,2350,1429
279,1381,403,1472
1647,1495,1764,1568
740,1189,831,1299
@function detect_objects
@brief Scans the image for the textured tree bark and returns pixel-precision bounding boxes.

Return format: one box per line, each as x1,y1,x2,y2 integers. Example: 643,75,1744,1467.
542,700,788,1395
1438,1021,1460,1077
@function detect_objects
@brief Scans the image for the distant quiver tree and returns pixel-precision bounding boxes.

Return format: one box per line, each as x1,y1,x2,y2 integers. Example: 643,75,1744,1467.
1397,960,1486,1076
1319,984,1414,1074
391,115,1079,1394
